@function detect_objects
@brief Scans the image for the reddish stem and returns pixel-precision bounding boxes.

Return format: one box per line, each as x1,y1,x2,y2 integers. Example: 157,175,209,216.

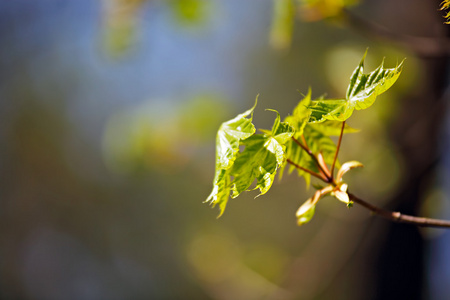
286,158,327,181
291,136,332,182
348,193,450,228
331,121,345,179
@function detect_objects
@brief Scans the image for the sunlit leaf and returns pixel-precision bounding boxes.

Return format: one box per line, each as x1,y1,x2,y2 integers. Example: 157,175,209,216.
336,160,363,182
297,203,316,225
296,185,332,225
230,111,294,198
346,51,404,111
284,88,312,136
206,101,257,216
334,190,350,203
307,52,403,122
307,99,350,123
216,101,257,169
206,169,231,217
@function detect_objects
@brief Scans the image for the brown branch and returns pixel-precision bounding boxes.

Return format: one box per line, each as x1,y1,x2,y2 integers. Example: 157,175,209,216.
291,136,332,182
331,121,345,178
348,193,450,228
286,158,327,181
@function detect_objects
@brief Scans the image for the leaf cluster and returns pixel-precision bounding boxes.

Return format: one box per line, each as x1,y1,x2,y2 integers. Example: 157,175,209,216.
206,51,403,225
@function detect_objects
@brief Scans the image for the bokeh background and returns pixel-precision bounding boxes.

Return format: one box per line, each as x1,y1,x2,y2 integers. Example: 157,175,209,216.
1,0,450,299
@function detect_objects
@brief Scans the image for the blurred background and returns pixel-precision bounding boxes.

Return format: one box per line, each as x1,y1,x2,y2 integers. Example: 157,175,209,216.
1,0,450,299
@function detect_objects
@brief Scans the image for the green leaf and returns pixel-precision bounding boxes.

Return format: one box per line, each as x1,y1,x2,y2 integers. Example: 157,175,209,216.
230,111,294,198
307,52,404,122
346,52,404,111
297,203,316,225
333,183,350,204
307,99,350,123
284,88,312,136
205,169,231,217
336,160,363,182
296,185,333,225
216,101,257,169
206,100,257,216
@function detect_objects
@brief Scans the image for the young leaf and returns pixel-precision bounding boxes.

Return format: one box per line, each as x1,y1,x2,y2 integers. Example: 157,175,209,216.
336,161,363,182
307,52,403,122
296,185,333,225
284,88,312,136
346,53,404,111
206,100,257,216
230,111,294,198
216,100,257,169
297,203,316,225
307,99,349,123
206,168,231,217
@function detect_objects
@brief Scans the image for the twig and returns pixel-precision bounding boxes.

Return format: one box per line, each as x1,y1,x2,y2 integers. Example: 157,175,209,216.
331,121,345,178
348,193,450,228
291,136,332,182
286,158,327,181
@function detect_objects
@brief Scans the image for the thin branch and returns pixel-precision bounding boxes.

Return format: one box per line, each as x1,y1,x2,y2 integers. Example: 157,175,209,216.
291,136,332,182
348,193,450,228
301,135,309,150
331,121,345,178
286,158,327,181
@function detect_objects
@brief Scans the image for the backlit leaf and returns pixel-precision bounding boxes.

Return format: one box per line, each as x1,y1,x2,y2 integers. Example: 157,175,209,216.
216,101,257,169
231,111,294,198
206,169,231,217
346,52,404,111
284,88,312,136
336,160,363,182
307,99,350,123
206,100,257,216
308,52,403,122
296,185,333,225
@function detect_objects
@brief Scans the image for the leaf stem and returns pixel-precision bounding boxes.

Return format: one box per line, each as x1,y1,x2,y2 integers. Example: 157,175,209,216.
348,193,450,228
301,135,309,150
331,121,345,179
286,158,327,181
291,136,333,183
